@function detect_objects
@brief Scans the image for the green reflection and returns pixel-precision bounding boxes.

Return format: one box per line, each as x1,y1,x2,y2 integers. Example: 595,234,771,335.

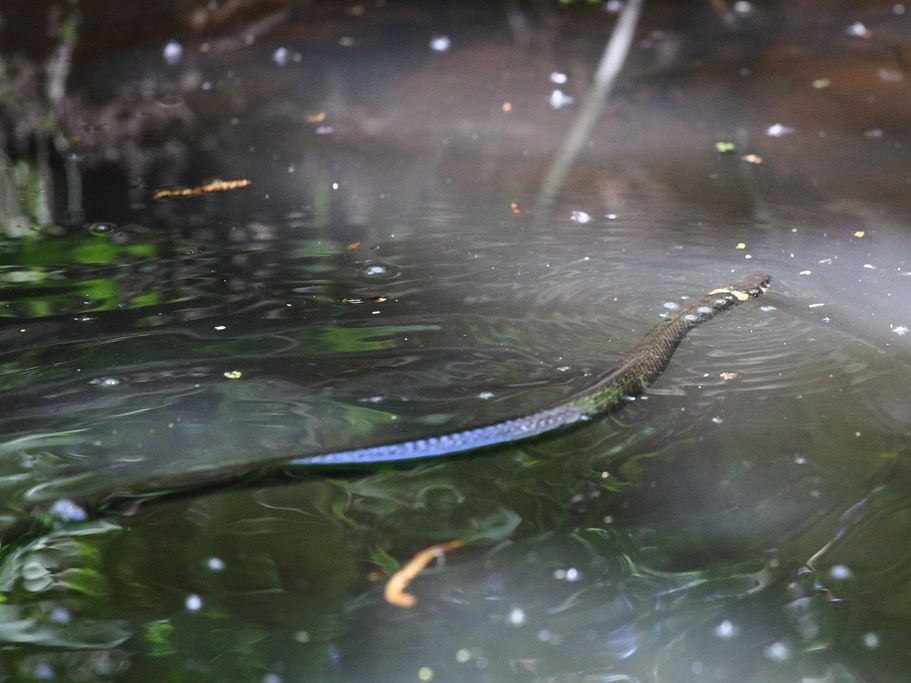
0,228,160,318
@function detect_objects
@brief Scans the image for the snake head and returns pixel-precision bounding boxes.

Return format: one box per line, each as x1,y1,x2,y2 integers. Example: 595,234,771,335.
708,274,771,302
741,274,772,297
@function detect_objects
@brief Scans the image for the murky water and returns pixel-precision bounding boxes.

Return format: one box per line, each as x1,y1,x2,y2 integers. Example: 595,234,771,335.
2,1,911,682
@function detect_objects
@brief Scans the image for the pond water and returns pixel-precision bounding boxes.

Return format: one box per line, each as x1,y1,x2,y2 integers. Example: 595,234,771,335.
2,1,911,682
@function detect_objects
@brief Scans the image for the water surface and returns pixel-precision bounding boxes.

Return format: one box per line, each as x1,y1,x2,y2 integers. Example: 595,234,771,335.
1,1,911,681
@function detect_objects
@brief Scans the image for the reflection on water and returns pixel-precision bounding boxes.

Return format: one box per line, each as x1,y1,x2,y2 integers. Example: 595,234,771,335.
2,1,911,681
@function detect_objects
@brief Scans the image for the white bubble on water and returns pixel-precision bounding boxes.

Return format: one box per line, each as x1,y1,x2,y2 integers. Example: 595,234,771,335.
429,35,451,52
549,89,575,109
763,640,791,662
570,210,591,224
273,47,290,66
49,499,87,522
163,41,183,66
714,619,739,639
766,123,795,137
830,564,853,580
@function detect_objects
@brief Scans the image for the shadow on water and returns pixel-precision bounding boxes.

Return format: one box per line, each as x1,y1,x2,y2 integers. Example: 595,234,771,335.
1,1,911,681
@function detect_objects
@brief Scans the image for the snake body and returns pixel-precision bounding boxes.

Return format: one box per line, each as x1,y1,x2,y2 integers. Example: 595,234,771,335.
292,274,770,466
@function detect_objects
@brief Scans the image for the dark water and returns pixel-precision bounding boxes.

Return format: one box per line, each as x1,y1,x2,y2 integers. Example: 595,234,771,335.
2,1,911,681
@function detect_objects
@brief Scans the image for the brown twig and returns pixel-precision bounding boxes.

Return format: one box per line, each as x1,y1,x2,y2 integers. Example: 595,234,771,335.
152,178,252,200
384,539,466,608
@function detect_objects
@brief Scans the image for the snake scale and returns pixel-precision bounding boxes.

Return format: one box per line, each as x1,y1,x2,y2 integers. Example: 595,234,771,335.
291,273,771,466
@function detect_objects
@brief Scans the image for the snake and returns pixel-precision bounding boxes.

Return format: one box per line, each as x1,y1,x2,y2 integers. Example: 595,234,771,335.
24,273,769,518
291,273,771,467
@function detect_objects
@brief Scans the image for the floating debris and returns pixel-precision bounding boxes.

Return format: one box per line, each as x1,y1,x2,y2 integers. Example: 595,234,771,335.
385,539,466,608
152,179,252,200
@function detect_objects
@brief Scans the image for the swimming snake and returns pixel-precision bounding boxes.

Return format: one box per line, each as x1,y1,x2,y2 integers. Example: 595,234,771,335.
291,273,771,467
